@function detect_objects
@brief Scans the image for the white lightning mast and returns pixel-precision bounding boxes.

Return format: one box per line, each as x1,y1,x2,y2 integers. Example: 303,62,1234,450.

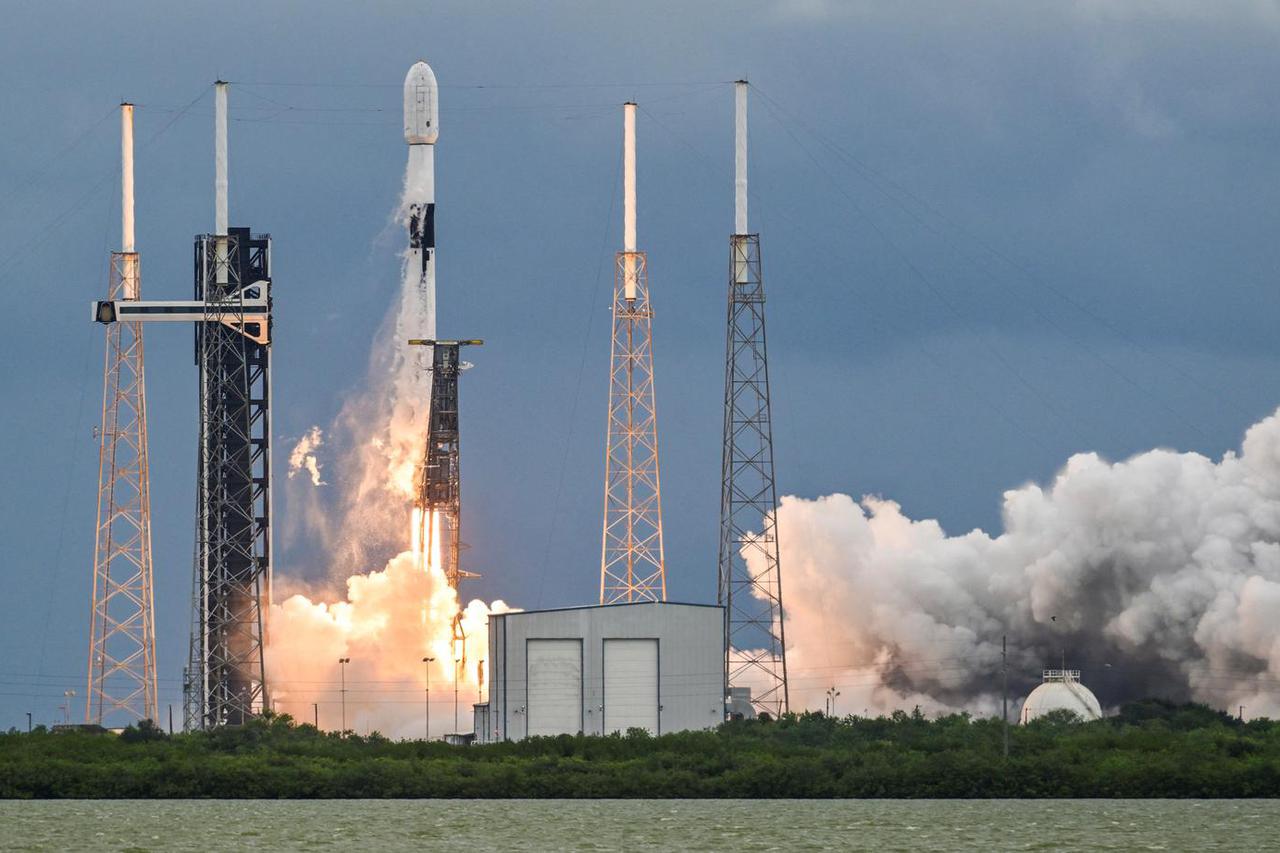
600,102,666,603
718,80,789,719
86,102,158,725
214,81,229,286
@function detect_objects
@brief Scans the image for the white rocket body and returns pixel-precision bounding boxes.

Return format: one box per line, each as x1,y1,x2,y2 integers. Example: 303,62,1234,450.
404,61,438,348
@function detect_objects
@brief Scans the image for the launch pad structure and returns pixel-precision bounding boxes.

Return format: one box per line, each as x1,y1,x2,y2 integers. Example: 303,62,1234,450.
82,67,786,732
92,83,275,730
186,82,274,729
187,222,273,729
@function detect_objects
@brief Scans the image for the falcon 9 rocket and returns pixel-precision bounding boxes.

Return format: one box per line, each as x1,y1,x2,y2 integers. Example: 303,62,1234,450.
404,60,439,350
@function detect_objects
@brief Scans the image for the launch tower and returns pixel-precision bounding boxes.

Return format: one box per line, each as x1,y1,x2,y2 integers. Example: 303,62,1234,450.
86,103,158,726
188,82,273,728
409,339,481,589
189,217,273,729
600,103,666,604
717,82,788,718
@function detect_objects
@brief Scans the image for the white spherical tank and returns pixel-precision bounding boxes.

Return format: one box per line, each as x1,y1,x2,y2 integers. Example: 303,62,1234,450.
1019,670,1102,724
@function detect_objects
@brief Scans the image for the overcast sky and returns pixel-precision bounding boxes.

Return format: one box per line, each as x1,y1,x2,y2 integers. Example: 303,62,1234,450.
4,0,1280,727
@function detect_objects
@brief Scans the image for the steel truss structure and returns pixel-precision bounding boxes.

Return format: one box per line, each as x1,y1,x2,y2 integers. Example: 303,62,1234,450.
86,249,158,725
189,227,273,728
410,339,480,590
600,250,666,603
718,233,788,718
182,537,202,732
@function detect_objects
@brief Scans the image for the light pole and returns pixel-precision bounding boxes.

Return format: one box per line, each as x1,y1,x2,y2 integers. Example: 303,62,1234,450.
422,656,435,740
313,702,319,730
63,690,75,725
826,687,840,718
338,657,350,734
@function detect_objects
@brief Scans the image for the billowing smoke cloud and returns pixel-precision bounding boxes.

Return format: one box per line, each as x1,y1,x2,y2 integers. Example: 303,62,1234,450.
269,553,508,738
287,426,327,487
768,409,1280,718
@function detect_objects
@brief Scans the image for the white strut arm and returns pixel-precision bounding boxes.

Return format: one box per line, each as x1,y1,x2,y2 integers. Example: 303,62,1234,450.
92,282,270,343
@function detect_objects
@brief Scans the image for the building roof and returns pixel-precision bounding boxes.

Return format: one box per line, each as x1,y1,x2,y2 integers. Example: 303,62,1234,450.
489,600,723,617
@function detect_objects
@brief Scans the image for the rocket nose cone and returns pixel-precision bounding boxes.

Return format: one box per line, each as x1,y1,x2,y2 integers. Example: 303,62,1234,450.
404,60,439,145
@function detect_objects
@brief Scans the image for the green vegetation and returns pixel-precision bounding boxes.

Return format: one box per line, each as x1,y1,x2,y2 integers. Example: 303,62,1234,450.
2,701,1278,798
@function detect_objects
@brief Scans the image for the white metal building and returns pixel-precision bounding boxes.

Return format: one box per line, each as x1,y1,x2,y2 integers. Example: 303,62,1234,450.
475,601,725,742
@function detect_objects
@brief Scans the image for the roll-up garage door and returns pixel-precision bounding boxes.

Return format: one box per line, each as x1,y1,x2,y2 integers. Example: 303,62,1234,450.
604,638,659,734
526,639,582,737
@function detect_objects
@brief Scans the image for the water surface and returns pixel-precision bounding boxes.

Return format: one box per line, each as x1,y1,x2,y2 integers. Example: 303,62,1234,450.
1,799,1275,851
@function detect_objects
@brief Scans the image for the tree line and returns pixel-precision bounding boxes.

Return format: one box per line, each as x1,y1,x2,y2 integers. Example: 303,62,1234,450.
2,700,1278,798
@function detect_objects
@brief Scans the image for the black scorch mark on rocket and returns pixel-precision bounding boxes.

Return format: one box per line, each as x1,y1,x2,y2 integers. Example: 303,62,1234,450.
409,203,436,272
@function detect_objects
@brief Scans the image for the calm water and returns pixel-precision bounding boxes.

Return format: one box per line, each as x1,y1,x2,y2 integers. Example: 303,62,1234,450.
0,799,1276,851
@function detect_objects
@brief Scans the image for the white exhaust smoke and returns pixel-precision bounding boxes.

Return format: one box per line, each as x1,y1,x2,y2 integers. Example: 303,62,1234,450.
766,409,1280,718
287,426,327,487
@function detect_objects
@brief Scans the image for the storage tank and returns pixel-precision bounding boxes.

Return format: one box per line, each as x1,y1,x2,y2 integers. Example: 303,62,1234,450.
1019,669,1102,723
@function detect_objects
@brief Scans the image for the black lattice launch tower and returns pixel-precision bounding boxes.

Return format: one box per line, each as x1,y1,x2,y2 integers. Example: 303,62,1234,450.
718,82,788,718
410,339,481,590
189,83,272,728
600,102,666,604
189,222,273,729
86,103,158,726
410,338,480,731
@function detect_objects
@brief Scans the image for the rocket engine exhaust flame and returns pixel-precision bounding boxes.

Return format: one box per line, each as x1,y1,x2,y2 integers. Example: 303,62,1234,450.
410,506,444,576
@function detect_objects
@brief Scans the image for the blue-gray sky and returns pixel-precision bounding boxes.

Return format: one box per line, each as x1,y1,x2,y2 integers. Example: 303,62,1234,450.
4,0,1280,727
